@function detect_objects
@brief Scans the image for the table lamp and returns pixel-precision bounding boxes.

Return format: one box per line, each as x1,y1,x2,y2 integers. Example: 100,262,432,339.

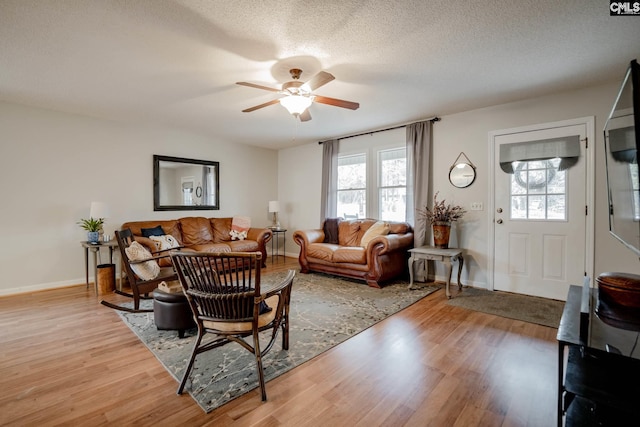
268,201,280,229
90,202,110,241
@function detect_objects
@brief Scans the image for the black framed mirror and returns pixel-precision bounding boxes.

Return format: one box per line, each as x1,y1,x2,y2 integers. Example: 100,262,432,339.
449,162,476,188
153,155,220,211
449,152,476,188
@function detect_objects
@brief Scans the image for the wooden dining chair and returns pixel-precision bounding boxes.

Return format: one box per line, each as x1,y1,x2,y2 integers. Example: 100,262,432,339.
170,251,295,401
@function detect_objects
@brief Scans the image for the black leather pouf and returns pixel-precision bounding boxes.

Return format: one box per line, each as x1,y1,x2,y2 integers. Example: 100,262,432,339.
152,289,195,338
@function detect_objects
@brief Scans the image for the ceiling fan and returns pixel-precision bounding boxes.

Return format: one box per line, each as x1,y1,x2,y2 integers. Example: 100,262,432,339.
236,68,359,122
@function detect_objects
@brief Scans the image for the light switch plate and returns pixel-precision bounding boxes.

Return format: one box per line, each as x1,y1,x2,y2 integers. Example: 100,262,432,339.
470,202,483,211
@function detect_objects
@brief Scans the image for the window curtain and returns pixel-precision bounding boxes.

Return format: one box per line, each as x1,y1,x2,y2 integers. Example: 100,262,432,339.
320,139,339,224
201,167,210,205
406,121,432,282
499,135,580,173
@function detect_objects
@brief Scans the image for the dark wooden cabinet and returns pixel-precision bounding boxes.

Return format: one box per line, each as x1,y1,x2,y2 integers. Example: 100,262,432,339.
557,286,640,426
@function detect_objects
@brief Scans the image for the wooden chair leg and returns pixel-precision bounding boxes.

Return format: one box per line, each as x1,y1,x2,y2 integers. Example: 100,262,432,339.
253,331,267,401
177,331,204,395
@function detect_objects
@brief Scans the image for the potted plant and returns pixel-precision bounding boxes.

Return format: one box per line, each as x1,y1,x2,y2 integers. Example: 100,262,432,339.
418,192,466,248
78,217,104,244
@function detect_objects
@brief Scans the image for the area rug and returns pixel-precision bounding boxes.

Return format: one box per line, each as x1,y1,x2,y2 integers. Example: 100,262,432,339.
117,272,439,413
446,287,564,328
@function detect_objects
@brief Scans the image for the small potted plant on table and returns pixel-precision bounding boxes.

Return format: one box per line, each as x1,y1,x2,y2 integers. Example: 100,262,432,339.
78,217,104,244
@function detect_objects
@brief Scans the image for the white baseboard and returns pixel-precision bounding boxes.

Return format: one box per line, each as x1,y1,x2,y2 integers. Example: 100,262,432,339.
0,278,85,297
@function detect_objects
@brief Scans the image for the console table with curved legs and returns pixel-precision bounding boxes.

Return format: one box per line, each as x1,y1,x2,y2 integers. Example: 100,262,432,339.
407,246,464,298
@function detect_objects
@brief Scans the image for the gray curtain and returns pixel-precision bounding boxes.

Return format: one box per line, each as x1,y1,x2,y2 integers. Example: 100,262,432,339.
499,135,581,173
406,121,432,281
320,139,339,224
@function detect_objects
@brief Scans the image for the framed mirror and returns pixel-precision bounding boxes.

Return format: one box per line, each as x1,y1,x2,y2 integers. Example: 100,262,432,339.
449,152,476,188
153,155,220,211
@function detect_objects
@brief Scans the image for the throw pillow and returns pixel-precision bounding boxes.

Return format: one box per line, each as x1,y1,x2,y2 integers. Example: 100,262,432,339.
141,225,165,238
149,234,180,252
125,241,160,280
360,221,390,247
230,216,251,240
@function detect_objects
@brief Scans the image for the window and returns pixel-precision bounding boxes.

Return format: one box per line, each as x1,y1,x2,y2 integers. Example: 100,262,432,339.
630,163,640,221
510,159,566,220
337,147,407,221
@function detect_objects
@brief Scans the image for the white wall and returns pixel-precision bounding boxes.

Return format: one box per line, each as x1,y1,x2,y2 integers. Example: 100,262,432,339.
279,81,640,287
0,101,278,295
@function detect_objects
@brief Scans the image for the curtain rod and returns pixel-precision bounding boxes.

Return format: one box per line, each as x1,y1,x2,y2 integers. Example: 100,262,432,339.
318,116,440,144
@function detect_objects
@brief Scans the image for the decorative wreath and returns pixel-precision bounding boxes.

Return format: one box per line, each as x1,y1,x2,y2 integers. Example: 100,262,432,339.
513,160,556,190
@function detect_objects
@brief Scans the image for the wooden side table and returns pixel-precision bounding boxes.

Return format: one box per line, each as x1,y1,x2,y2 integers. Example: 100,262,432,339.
81,240,119,294
408,245,464,298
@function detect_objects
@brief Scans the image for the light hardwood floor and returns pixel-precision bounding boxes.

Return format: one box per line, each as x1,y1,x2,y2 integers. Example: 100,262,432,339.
0,257,558,426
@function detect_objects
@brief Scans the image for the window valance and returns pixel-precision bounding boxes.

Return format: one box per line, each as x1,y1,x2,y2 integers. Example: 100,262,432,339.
608,126,637,163
499,135,580,174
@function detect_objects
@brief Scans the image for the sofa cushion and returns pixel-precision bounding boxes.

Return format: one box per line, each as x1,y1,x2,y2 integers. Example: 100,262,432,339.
389,222,411,234
211,218,233,243
180,217,214,245
125,241,160,280
307,243,339,261
333,246,366,264
227,239,259,252
360,220,390,247
187,243,231,253
122,220,182,243
338,220,362,247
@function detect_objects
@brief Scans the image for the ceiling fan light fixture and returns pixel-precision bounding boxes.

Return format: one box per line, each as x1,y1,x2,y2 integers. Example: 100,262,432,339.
279,95,313,116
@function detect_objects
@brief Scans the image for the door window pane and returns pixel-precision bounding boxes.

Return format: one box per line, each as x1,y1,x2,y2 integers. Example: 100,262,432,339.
510,160,566,220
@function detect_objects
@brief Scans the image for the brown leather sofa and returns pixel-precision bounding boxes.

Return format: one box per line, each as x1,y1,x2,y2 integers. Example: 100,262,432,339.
121,217,272,267
293,218,414,288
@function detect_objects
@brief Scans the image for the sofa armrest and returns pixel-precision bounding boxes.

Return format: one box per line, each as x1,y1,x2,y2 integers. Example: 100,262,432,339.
293,229,325,247
247,227,273,244
366,232,414,255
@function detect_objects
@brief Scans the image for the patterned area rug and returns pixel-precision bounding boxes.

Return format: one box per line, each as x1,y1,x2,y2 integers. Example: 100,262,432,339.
117,271,439,413
447,287,564,328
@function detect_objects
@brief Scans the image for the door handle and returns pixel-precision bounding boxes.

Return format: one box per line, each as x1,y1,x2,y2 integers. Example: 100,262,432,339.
497,208,503,213
497,219,503,224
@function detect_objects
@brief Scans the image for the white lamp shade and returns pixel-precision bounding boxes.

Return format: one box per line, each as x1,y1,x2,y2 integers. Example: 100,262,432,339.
90,202,109,219
268,201,280,213
279,95,313,115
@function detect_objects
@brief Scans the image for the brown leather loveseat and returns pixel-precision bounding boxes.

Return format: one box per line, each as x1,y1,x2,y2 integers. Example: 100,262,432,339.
293,218,413,288
121,217,272,267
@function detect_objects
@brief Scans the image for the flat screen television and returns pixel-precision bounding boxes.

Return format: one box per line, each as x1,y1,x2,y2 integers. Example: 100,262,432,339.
604,59,640,256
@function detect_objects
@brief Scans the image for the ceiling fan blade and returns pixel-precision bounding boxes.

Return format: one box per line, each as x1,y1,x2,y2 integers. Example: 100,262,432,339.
236,81,281,93
300,71,335,92
314,95,360,110
299,109,312,122
242,99,281,112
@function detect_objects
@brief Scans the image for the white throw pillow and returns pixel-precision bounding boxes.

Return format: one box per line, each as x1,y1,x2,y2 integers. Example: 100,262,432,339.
125,241,160,280
360,221,390,247
149,234,180,251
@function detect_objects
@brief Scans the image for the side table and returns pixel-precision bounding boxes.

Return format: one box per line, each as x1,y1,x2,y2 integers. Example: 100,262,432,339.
269,228,287,263
408,245,464,298
81,240,119,294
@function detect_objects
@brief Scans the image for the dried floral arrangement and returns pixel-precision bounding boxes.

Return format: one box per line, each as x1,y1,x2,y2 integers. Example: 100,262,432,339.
418,192,466,225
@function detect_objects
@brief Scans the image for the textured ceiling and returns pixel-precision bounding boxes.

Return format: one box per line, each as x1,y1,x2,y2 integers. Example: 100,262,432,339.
1,0,639,150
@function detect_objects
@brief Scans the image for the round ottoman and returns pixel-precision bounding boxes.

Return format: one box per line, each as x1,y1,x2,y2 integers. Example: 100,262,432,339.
153,289,195,338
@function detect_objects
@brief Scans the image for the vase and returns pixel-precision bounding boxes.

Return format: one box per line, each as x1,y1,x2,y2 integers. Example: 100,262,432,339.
432,221,451,248
87,231,99,244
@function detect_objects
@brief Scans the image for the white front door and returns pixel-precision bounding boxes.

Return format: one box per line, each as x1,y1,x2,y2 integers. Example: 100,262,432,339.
492,121,590,300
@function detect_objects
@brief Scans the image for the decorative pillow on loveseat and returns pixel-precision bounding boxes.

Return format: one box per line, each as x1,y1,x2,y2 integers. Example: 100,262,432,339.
360,220,390,247
125,241,160,280
141,225,165,237
230,216,251,240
